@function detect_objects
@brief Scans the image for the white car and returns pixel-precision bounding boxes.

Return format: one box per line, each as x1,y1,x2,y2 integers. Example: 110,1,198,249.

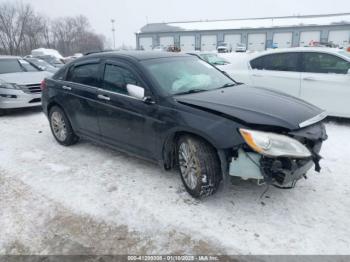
227,48,350,118
235,43,247,52
217,42,230,53
0,56,52,115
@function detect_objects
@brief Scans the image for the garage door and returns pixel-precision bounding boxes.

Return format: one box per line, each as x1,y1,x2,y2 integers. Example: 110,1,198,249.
159,36,174,49
201,35,217,51
180,36,195,51
139,37,153,51
224,34,242,51
328,30,350,48
248,34,266,51
299,31,320,47
273,32,293,48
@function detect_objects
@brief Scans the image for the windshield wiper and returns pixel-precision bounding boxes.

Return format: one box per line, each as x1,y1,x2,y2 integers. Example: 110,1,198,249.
174,89,208,96
216,83,236,89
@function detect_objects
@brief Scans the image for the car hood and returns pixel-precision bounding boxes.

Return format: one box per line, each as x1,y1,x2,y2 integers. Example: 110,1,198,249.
175,85,325,131
0,71,52,85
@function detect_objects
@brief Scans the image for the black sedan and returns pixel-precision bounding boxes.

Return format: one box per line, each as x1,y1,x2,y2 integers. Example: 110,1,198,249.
41,51,327,198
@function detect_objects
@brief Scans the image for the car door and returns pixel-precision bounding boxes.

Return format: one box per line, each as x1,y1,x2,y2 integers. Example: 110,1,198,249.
300,52,350,117
249,52,301,97
62,60,102,138
96,60,158,159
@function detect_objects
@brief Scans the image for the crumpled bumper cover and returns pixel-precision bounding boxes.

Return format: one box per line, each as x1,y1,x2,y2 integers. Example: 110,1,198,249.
229,122,328,187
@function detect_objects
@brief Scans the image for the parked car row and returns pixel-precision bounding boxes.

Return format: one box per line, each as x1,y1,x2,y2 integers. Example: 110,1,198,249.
217,42,247,53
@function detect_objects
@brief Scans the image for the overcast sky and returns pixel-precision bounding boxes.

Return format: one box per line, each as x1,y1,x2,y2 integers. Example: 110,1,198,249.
3,0,350,47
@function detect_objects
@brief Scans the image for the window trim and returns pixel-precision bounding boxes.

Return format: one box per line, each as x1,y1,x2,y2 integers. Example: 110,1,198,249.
100,60,153,100
65,60,102,88
97,87,143,101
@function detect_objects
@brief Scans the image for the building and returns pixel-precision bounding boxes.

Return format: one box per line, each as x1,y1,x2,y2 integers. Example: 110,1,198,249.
136,13,350,52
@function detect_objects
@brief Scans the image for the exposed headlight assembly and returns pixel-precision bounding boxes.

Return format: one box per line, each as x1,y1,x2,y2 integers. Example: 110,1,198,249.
239,129,311,158
0,79,20,89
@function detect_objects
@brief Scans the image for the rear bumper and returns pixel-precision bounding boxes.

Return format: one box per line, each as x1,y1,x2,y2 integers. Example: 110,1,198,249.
0,89,41,109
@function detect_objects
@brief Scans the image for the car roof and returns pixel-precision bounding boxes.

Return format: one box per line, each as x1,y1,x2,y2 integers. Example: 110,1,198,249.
250,47,345,57
84,51,191,61
248,47,350,61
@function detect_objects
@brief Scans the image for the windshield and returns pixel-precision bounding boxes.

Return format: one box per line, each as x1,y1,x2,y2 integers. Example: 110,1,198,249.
27,58,56,70
142,57,235,95
200,54,230,65
0,59,39,74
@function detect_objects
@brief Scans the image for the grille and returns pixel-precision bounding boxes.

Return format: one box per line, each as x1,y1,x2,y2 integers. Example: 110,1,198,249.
29,98,41,103
25,84,41,94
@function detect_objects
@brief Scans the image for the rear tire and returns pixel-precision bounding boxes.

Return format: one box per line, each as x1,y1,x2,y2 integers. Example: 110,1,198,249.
177,135,222,198
49,106,79,146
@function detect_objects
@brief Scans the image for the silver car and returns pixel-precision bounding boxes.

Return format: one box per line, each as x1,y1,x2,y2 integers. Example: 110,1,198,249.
0,56,52,115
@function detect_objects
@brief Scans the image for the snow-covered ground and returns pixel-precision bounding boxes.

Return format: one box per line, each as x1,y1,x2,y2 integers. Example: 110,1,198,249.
1,108,350,255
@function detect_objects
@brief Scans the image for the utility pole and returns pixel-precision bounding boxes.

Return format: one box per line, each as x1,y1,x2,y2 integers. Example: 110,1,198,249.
111,19,116,49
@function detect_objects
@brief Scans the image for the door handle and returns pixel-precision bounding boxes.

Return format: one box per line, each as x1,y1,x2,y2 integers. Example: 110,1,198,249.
303,77,316,81
252,74,263,77
62,85,72,90
97,94,111,101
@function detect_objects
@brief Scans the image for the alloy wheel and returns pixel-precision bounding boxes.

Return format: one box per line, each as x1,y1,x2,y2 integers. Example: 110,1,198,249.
51,111,67,142
178,141,199,190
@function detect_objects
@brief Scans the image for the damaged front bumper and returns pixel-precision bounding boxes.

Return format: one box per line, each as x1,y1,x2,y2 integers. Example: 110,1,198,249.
229,123,327,187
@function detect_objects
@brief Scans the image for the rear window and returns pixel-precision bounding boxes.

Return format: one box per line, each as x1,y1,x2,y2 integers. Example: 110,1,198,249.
250,53,299,72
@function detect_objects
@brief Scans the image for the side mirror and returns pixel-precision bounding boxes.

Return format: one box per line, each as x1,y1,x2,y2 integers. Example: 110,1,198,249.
127,84,144,100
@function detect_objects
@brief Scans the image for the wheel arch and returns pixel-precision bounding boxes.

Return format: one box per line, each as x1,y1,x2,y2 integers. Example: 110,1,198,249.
47,99,77,132
161,130,229,178
47,100,63,115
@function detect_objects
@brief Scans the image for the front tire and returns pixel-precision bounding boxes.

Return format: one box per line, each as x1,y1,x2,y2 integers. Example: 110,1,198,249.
49,106,79,146
177,135,222,198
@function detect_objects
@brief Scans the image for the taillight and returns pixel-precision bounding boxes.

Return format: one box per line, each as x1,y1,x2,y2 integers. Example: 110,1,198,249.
40,79,47,91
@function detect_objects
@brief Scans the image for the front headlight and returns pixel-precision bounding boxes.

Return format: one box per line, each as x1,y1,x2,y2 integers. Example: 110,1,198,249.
0,80,20,89
239,129,311,158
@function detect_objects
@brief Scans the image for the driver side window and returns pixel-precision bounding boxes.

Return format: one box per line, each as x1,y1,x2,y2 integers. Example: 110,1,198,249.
102,64,141,95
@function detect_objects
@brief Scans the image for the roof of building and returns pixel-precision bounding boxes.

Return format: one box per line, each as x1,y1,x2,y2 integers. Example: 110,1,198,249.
139,13,350,33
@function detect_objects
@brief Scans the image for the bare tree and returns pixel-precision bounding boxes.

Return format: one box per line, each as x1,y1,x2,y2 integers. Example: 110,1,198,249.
0,2,33,55
0,2,105,56
51,15,105,56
